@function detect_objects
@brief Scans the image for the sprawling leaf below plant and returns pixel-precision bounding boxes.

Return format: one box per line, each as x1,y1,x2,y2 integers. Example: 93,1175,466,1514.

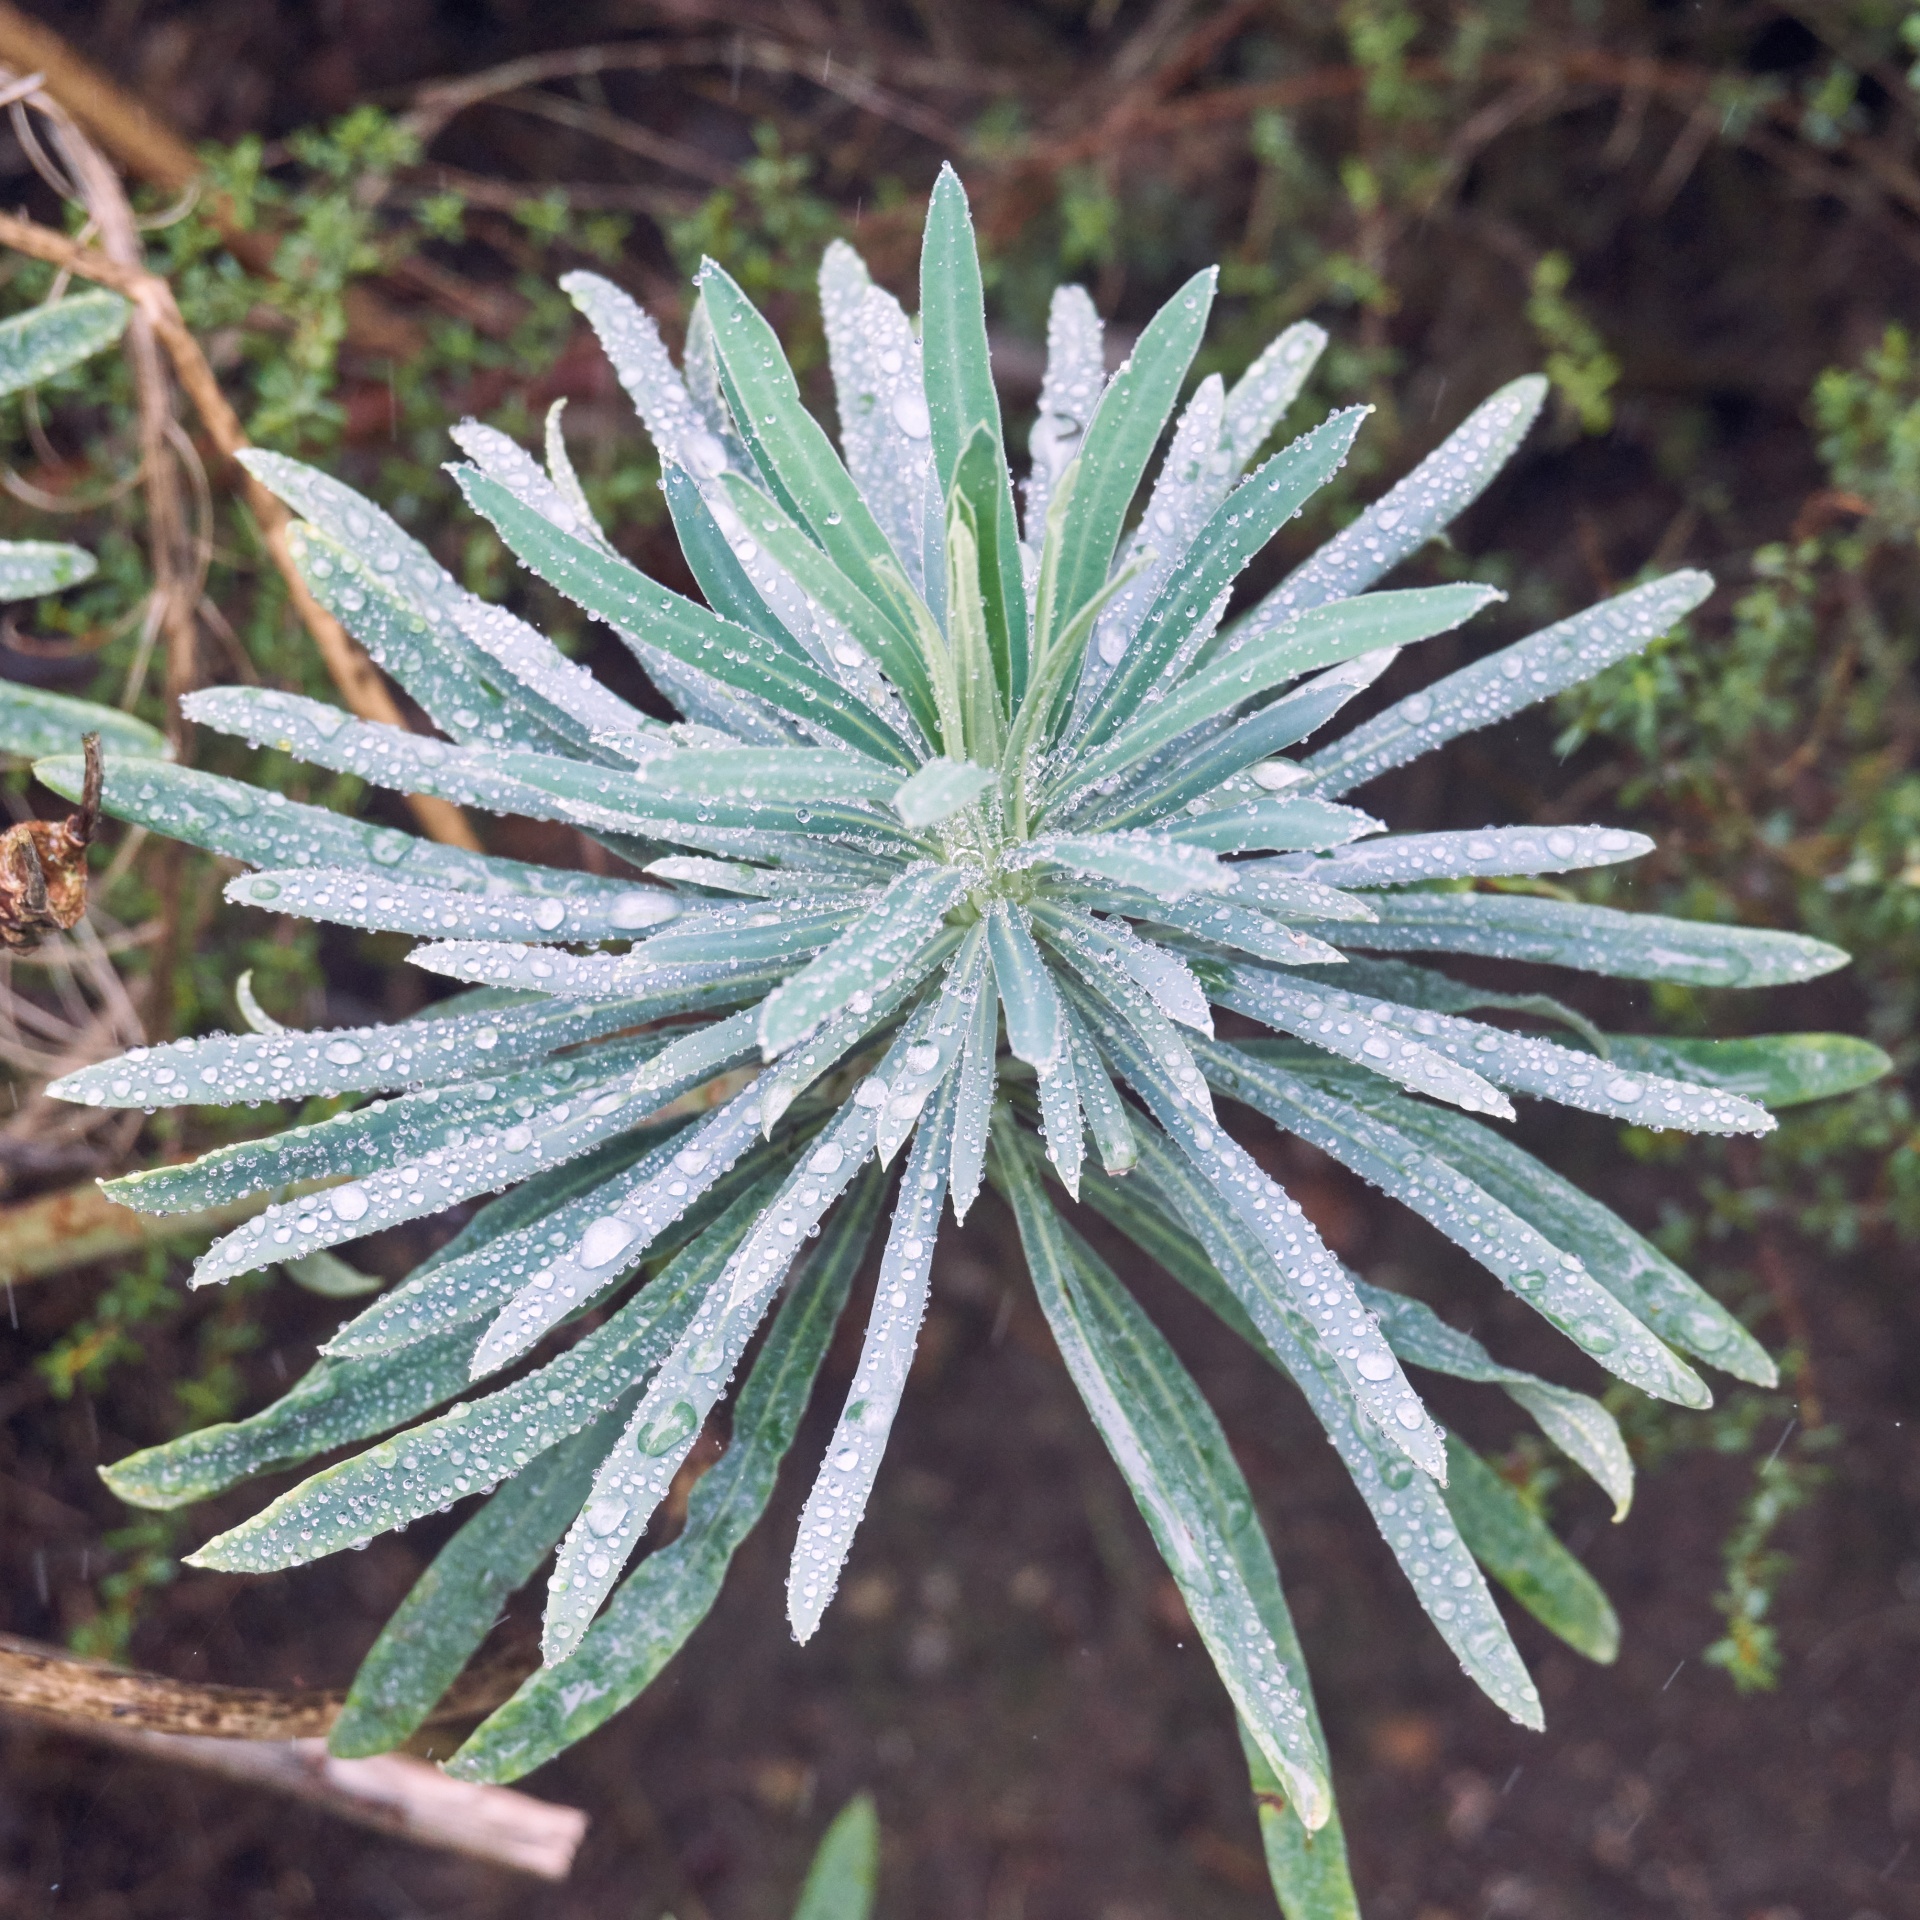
44,165,1881,1900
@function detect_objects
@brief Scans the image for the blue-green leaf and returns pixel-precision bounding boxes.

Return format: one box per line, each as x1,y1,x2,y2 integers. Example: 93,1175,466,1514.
446,1172,880,1783
920,165,1028,700
0,685,169,762
1443,1436,1619,1663
996,1133,1333,1828
1294,889,1849,987
327,1411,624,1756
0,291,128,398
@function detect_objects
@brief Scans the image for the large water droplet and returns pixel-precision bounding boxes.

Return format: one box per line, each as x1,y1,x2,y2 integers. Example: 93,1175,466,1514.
584,1495,629,1536
640,1400,699,1456
330,1184,370,1223
891,390,931,438
325,1040,365,1066
1355,1349,1394,1381
578,1216,636,1269
685,430,729,478
611,890,674,930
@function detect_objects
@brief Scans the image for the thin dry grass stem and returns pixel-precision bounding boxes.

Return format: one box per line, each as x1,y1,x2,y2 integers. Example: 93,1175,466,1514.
402,33,968,151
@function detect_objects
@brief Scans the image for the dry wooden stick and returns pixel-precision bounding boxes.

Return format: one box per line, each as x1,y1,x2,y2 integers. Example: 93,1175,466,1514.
15,81,204,747
0,1176,276,1285
0,1636,586,1880
0,206,481,850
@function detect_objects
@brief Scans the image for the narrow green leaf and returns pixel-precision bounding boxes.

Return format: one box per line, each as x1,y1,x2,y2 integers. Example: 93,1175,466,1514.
457,468,915,767
0,685,168,762
893,757,994,827
0,291,128,398
325,1120,691,1359
712,469,942,746
226,867,682,947
1222,321,1328,470
1206,970,1511,1117
107,1033,674,1215
948,947,1000,1220
1077,405,1365,749
662,462,797,646
1353,1277,1634,1515
448,1173,882,1782
1245,376,1547,626
0,541,97,600
1220,969,1773,1134
1023,831,1230,899
1305,570,1712,797
920,165,1028,698
1166,793,1380,856
541,1024,926,1659
51,989,647,1111
1049,267,1217,647
467,1079,789,1379
186,1184,772,1573
284,1251,382,1298
1443,1436,1620,1663
791,1084,956,1638
953,422,1024,711
36,749,582,904
1304,1073,1777,1388
1306,823,1653,887
1030,900,1212,1032
987,899,1063,1069
1201,1041,1710,1407
1601,1032,1891,1108
1062,999,1136,1174
1078,1133,1543,1728
701,262,932,653
792,1795,881,1920
1295,889,1850,988
1076,993,1450,1480
944,479,1006,761
1240,1716,1361,1920
758,864,972,1058
1084,653,1388,831
102,1327,476,1511
821,238,938,594
1054,585,1502,806
995,1133,1333,1828
327,1411,624,1756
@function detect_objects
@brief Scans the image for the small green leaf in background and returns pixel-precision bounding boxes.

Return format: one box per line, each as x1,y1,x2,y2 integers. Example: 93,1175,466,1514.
791,1793,880,1920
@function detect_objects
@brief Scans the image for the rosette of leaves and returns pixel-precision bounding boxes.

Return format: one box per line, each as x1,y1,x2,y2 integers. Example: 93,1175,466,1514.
44,170,1882,1904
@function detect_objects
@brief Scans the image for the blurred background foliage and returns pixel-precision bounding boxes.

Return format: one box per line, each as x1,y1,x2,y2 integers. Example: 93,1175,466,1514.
2,0,1919,1907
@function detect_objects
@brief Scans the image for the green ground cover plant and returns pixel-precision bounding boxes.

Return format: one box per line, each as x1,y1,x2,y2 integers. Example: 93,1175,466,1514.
16,163,1886,1912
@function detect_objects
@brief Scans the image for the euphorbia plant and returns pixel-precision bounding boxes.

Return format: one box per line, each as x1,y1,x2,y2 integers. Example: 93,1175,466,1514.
42,168,1880,1908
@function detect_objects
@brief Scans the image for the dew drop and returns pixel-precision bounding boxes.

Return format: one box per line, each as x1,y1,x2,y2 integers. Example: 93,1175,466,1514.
611,890,673,930
891,390,932,439
578,1216,637,1268
330,1184,370,1223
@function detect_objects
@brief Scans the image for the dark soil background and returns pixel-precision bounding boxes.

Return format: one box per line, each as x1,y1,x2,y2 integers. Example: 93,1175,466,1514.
1,3,1918,1917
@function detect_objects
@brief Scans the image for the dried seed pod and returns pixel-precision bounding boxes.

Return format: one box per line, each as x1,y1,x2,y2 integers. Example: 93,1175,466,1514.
0,731,99,951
